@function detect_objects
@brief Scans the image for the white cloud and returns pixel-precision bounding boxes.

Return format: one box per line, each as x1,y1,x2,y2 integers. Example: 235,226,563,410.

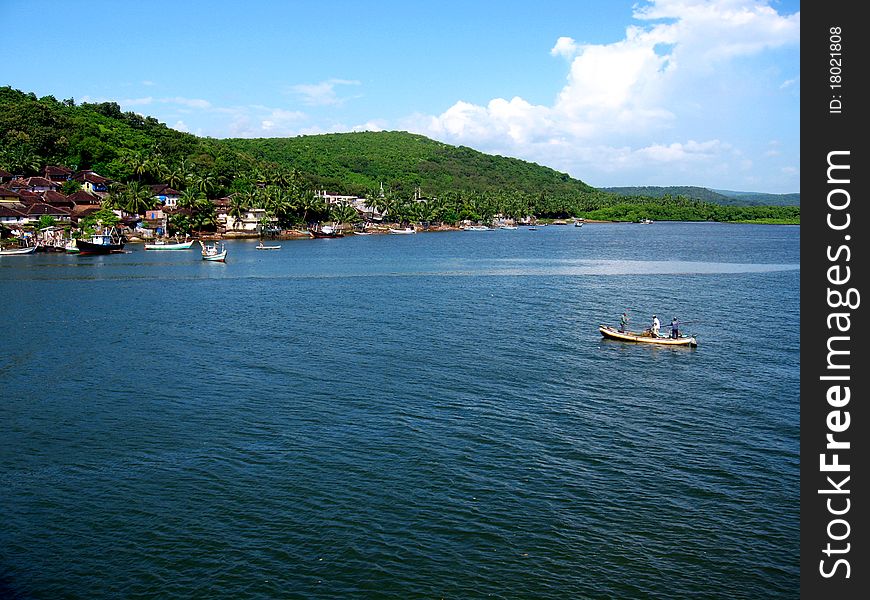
406,0,799,190
161,97,212,109
172,120,188,132
290,79,361,106
120,96,154,106
550,36,579,58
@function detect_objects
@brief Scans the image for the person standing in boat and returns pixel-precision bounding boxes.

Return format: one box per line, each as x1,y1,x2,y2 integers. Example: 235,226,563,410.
671,317,680,338
619,311,629,333
651,315,660,337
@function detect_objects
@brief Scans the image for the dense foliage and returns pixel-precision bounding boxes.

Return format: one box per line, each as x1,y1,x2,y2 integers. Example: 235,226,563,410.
1,86,799,224
602,186,800,206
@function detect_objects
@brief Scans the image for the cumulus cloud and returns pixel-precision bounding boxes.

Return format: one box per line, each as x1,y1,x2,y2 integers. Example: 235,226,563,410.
290,79,361,106
550,36,579,58
161,97,212,109
408,0,799,189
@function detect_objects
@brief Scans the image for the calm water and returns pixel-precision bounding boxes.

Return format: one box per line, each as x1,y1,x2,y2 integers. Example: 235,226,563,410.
1,222,799,599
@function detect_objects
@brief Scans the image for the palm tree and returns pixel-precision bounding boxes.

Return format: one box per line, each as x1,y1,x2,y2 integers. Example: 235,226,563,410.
228,193,249,231
124,181,157,215
178,189,202,210
192,173,217,198
330,203,359,225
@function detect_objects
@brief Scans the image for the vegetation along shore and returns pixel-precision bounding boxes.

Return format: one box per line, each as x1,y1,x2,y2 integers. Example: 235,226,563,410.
1,86,798,251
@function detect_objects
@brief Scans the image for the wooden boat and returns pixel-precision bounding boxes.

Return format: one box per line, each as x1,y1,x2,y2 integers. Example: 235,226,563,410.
388,227,416,234
599,324,697,347
145,237,195,250
256,241,281,250
0,244,37,256
308,225,344,238
199,240,227,262
76,229,125,255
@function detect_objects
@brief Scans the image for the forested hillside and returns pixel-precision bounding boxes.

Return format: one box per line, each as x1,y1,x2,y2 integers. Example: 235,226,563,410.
0,86,798,224
603,186,800,206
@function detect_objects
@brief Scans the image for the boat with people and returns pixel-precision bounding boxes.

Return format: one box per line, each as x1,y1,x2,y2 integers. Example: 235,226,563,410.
308,224,344,238
76,227,125,255
599,324,697,347
145,236,195,250
256,241,281,250
388,227,416,234
199,240,227,262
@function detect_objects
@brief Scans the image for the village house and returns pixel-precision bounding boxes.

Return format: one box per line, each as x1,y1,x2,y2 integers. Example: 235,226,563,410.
43,165,73,183
73,170,111,197
150,184,182,208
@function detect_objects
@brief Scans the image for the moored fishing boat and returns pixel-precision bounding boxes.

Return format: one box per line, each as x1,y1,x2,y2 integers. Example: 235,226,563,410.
76,228,125,255
388,227,416,234
0,244,37,256
308,224,344,238
145,236,195,250
199,240,227,262
599,324,697,347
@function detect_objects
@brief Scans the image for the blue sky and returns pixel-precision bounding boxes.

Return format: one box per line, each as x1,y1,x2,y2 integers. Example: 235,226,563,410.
3,0,799,193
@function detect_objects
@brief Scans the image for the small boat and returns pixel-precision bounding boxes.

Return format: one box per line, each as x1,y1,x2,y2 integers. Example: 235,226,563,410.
388,227,416,234
499,225,518,230
599,325,697,347
65,240,80,254
639,218,653,224
352,231,374,235
145,236,195,250
574,221,584,227
463,225,491,231
308,225,344,238
76,228,125,255
199,240,227,262
0,244,37,256
256,241,281,250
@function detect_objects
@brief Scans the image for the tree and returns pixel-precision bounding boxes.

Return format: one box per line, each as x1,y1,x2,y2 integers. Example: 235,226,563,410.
124,181,157,215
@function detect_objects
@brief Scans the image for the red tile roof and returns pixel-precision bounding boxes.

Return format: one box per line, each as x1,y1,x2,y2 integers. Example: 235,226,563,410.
24,176,58,188
0,205,25,218
66,190,102,204
25,203,71,216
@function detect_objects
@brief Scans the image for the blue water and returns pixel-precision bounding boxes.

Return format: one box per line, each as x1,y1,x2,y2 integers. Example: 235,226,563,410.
1,222,799,599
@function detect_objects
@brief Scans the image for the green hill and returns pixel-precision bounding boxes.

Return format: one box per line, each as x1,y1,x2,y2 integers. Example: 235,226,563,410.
0,86,592,198
222,131,595,198
602,185,799,206
0,86,798,224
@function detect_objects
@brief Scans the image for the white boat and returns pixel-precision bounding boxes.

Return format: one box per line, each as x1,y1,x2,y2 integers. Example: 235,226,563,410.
145,236,194,250
388,227,416,234
256,241,281,250
499,225,518,230
463,225,491,231
0,244,37,256
199,240,227,262
574,221,584,227
352,231,374,235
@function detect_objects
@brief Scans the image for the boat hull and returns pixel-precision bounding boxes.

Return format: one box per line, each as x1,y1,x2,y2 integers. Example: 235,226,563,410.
0,246,37,255
144,240,195,250
76,239,125,255
599,325,697,347
308,229,344,238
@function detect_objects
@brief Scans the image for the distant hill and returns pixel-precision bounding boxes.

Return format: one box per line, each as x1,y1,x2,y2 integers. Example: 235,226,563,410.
221,131,595,198
602,186,799,206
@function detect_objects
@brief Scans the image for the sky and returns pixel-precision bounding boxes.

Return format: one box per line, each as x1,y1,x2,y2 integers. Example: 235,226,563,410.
2,0,800,193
